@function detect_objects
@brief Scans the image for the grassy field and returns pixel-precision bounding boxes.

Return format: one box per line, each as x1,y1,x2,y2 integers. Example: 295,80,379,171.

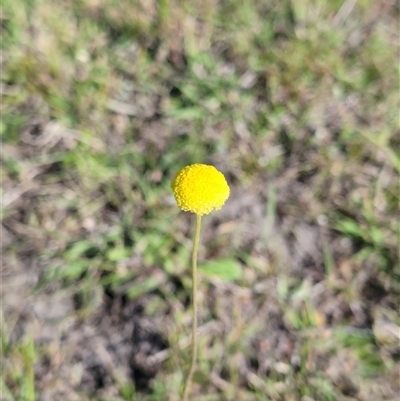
2,0,399,400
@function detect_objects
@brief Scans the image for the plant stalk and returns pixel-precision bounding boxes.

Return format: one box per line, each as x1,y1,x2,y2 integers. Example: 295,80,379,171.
182,213,202,401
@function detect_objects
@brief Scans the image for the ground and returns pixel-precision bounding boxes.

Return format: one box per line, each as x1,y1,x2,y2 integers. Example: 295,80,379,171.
1,0,399,400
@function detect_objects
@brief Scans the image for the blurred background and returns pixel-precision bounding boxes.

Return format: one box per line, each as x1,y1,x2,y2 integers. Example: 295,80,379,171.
1,0,399,400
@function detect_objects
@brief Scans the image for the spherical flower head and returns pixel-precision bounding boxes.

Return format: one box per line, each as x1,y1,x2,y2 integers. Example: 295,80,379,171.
171,164,230,216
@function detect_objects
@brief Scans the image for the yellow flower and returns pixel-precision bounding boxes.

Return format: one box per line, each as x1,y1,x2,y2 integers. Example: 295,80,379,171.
171,164,230,216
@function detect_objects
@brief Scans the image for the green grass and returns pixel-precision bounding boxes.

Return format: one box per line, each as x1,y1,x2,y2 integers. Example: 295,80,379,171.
1,332,36,401
2,0,399,400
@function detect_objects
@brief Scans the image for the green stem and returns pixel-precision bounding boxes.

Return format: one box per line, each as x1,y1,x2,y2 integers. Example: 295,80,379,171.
182,213,202,401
